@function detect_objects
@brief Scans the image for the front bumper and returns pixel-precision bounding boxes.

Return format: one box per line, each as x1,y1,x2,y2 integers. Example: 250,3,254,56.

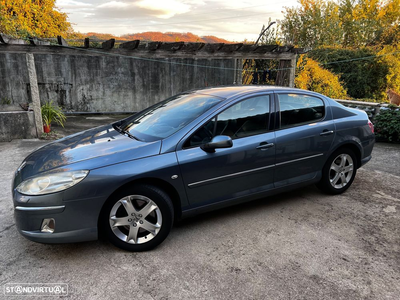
13,191,104,244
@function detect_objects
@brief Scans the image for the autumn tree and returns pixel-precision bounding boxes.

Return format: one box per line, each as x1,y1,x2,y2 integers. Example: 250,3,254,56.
280,0,400,48
378,44,400,100
343,0,400,47
281,0,400,101
295,56,348,98
280,0,343,48
0,0,72,38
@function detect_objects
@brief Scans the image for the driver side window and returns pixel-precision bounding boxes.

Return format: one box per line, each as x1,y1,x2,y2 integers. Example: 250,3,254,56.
184,95,270,148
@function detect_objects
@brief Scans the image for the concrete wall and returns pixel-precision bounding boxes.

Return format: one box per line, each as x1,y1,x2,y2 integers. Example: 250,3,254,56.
0,52,235,112
0,53,29,106
0,111,36,142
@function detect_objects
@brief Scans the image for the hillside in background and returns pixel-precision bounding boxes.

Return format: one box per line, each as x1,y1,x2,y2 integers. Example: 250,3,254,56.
84,31,232,43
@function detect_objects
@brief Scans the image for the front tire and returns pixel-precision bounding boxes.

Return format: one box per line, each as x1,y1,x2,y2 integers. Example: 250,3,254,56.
102,184,174,252
317,148,357,195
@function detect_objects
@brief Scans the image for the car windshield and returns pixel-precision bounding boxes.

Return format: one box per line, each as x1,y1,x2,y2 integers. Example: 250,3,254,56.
119,93,223,142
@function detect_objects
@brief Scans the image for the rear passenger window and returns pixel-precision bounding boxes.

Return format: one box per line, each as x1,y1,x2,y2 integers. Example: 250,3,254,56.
278,94,325,128
184,95,270,148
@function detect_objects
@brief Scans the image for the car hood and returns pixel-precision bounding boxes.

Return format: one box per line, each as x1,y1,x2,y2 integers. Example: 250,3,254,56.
16,124,162,181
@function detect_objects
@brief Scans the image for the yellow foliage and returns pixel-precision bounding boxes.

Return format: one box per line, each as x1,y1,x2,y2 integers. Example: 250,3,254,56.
282,0,400,48
0,0,73,38
378,44,400,101
295,56,348,99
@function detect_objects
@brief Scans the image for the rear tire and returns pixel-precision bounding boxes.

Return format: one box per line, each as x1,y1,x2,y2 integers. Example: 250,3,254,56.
101,184,174,252
317,148,357,195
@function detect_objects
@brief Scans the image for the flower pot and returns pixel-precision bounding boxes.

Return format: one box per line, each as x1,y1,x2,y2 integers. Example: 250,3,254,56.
43,124,51,133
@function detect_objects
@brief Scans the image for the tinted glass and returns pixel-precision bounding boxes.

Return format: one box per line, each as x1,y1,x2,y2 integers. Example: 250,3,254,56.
185,95,270,148
120,94,222,142
278,94,325,128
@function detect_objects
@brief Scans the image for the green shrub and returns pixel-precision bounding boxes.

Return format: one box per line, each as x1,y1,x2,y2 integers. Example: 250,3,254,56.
374,105,400,143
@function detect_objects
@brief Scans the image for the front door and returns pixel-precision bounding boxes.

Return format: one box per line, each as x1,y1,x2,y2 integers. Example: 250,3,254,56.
176,94,276,208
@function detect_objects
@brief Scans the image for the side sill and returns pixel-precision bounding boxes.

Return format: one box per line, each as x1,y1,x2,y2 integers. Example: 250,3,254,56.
181,176,321,219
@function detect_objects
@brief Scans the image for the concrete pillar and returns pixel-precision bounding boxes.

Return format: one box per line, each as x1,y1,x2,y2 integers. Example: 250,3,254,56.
236,59,243,85
26,53,43,136
233,58,237,84
288,57,297,88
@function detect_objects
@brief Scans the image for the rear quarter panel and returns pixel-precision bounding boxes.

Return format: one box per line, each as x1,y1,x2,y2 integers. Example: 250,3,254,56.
327,99,375,162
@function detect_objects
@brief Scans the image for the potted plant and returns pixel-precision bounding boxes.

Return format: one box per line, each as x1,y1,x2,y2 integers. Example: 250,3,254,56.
41,101,66,133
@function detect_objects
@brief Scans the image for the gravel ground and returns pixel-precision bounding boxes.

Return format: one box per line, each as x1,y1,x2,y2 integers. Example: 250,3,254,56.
0,122,399,299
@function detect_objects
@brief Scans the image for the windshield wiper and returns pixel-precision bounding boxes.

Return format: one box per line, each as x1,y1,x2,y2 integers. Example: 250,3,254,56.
113,125,141,141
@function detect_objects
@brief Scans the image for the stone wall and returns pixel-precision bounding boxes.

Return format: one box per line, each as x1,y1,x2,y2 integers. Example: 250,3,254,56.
0,111,36,142
0,52,236,112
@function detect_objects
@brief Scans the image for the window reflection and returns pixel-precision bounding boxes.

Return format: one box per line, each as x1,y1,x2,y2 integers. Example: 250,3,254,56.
121,94,222,142
278,94,325,128
185,95,270,148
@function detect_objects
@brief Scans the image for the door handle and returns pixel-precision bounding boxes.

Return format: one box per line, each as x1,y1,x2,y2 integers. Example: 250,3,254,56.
320,130,334,136
256,142,274,150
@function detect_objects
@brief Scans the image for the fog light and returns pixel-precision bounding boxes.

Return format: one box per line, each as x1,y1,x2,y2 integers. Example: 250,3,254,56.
41,218,55,233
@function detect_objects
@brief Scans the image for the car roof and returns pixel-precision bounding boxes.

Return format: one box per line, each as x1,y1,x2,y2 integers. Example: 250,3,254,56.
190,85,310,99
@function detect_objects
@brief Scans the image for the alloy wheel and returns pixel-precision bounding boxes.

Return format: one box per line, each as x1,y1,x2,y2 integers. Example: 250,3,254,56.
109,195,162,244
329,154,354,189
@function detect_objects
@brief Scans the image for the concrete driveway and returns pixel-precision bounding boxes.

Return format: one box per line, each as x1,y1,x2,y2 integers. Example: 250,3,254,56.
0,121,399,299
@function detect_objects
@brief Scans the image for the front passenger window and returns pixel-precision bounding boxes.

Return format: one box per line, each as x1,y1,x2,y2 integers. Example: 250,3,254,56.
184,95,270,148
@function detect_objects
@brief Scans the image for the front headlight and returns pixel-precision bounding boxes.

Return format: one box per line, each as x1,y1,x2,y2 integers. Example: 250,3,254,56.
16,170,89,196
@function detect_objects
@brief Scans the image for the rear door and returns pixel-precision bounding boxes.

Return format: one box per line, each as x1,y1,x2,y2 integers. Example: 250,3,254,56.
274,92,335,187
176,94,276,208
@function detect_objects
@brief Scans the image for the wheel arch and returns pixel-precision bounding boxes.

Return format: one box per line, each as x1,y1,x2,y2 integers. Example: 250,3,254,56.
97,177,182,233
329,141,362,169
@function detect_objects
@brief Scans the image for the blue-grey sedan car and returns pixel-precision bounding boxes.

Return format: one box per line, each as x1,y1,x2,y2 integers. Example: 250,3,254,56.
12,86,375,251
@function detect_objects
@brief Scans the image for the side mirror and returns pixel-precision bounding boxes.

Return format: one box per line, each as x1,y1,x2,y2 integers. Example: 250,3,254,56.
201,135,233,153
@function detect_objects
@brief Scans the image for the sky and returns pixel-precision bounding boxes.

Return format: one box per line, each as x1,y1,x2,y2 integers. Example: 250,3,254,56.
56,0,299,42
